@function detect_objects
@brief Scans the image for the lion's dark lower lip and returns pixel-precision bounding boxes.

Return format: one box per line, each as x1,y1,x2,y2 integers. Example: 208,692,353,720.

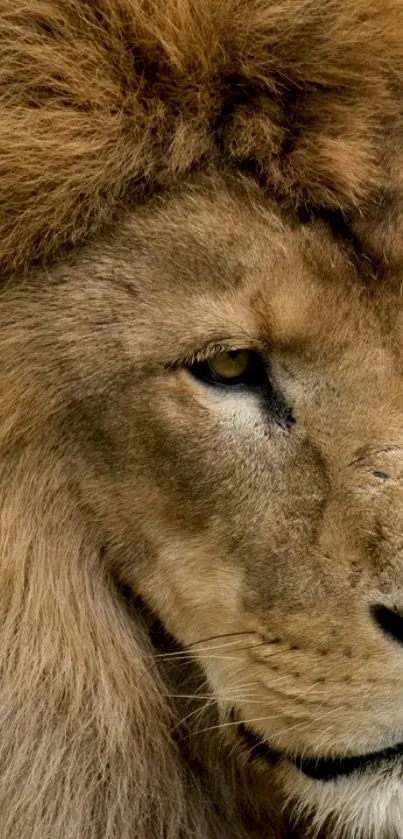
291,743,403,781
237,722,403,781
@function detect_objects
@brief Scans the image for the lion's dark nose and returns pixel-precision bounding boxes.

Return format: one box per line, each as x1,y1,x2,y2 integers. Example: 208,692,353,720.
370,604,403,645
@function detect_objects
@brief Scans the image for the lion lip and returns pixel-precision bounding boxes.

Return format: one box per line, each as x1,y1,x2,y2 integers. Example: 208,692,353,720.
291,743,403,781
237,722,403,781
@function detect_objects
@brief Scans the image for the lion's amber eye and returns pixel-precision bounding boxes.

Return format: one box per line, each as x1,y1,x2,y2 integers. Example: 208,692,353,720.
187,347,295,426
207,350,250,380
188,349,268,388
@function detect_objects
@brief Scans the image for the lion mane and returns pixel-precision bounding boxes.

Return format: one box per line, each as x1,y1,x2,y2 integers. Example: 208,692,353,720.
1,2,403,838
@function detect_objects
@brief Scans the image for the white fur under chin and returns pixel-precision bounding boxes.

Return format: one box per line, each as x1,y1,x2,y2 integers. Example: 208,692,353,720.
285,763,403,839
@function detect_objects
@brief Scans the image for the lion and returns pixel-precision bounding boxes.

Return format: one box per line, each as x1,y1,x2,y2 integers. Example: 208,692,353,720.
2,1,403,837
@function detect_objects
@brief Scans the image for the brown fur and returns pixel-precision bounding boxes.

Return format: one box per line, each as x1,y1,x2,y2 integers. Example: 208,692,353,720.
3,3,403,839
1,0,403,276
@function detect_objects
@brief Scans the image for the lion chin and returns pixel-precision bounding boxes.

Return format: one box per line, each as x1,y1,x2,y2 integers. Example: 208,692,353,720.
3,1,403,838
286,763,403,839
236,719,403,837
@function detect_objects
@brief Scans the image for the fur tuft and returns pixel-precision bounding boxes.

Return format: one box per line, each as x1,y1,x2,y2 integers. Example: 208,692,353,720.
1,0,403,275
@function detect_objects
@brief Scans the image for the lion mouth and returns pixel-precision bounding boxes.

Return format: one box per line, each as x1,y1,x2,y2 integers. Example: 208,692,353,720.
237,721,403,781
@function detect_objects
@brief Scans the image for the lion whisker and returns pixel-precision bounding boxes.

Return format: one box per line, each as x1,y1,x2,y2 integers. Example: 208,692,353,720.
187,631,257,648
153,640,258,659
170,698,217,732
190,714,288,737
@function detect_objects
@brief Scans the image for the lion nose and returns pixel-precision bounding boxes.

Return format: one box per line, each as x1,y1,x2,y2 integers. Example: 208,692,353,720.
370,604,403,645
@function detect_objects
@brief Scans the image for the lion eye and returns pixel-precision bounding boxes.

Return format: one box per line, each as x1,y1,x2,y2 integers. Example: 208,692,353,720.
189,349,267,388
187,348,295,426
208,350,250,380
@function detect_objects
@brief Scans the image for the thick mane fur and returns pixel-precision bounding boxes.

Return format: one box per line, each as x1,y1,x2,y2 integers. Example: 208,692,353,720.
1,0,403,275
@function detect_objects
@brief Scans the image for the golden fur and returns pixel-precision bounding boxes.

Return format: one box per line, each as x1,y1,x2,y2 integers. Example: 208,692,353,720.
2,2,403,839
2,0,403,276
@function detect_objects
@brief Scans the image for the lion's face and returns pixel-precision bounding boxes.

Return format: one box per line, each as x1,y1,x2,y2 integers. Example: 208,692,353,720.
13,178,403,837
